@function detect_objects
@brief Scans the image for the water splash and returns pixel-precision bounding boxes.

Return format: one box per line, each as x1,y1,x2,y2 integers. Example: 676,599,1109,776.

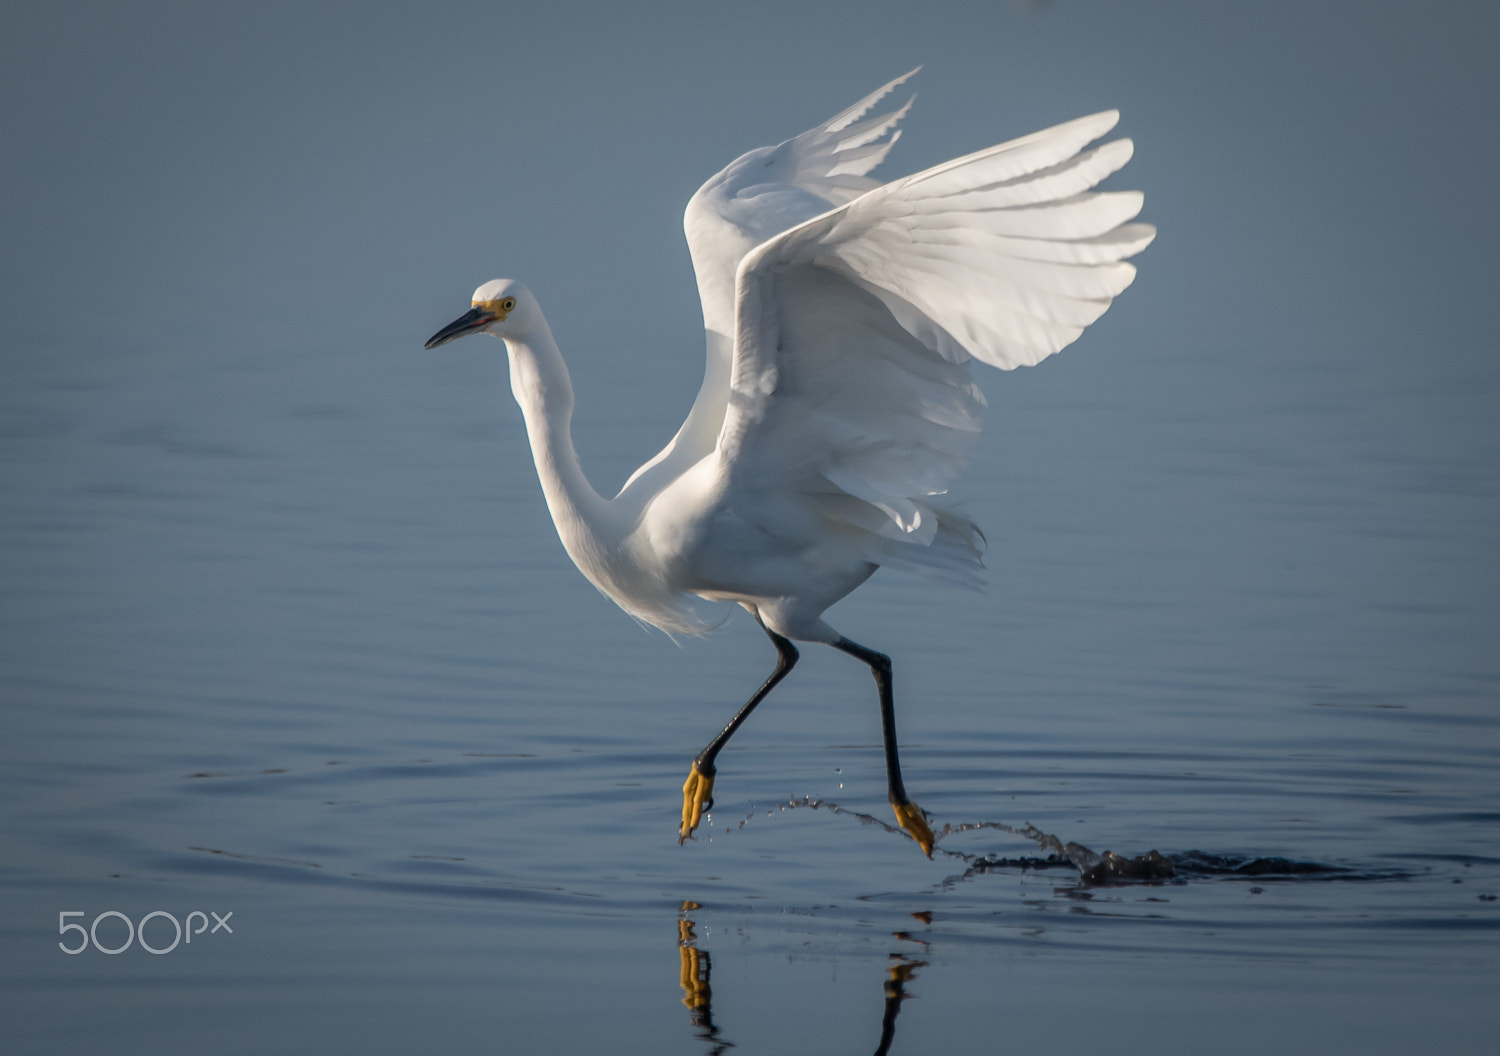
730,796,1401,886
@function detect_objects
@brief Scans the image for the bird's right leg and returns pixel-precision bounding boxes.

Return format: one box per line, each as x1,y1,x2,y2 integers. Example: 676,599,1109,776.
680,622,799,843
831,636,935,857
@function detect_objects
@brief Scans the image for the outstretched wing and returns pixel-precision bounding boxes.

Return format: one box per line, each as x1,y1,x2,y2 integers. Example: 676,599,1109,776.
683,70,918,340
766,67,917,208
715,110,1154,577
622,73,919,502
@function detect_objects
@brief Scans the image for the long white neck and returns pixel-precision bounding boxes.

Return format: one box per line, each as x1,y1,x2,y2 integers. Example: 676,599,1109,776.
492,306,719,637
501,319,616,565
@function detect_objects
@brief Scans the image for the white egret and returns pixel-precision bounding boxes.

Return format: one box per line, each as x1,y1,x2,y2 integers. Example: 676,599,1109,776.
425,71,1153,856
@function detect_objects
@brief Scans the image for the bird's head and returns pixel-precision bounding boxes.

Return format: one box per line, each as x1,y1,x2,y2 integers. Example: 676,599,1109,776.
424,279,536,349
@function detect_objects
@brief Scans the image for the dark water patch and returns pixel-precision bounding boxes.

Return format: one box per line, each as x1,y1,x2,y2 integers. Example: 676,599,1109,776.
1386,811,1500,826
1167,850,1385,881
180,753,546,790
1385,852,1500,868
188,845,323,870
171,844,609,909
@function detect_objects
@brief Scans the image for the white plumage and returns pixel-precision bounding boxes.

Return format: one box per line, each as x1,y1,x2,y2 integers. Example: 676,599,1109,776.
425,71,1152,855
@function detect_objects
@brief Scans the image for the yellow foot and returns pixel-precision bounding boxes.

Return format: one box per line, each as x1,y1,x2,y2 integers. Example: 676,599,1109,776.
680,764,715,843
892,800,935,858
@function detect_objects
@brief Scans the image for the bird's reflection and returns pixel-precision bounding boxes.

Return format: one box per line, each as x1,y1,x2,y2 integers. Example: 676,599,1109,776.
677,904,732,1053
677,902,928,1056
874,951,927,1056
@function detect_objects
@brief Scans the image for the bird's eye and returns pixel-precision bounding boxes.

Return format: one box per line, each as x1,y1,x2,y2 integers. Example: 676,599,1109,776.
501,298,516,312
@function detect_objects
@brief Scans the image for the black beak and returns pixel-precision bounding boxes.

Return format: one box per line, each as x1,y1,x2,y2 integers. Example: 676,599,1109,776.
424,307,495,350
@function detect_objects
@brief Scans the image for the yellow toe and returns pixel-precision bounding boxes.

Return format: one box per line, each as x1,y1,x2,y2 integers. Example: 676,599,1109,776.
680,764,715,842
892,800,935,858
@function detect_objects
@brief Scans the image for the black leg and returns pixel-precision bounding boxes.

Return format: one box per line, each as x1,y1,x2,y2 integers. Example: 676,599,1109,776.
680,620,799,841
695,624,798,776
831,636,934,857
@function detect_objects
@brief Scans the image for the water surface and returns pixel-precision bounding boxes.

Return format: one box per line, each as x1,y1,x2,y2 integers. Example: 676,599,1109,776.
3,3,1498,1053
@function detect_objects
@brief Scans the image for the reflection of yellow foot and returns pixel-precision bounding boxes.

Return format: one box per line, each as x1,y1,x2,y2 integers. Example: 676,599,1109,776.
892,800,934,857
680,763,715,843
885,957,926,997
678,919,711,1009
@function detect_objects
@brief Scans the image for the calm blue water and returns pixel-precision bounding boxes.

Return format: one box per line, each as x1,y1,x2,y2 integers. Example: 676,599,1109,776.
3,309,1496,1053
3,3,1498,1053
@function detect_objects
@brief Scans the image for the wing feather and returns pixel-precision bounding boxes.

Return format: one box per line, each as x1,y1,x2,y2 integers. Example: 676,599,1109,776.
682,70,919,338
713,108,1153,576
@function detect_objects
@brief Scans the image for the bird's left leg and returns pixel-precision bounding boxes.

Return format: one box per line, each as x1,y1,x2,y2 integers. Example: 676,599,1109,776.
680,622,799,843
831,637,935,857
